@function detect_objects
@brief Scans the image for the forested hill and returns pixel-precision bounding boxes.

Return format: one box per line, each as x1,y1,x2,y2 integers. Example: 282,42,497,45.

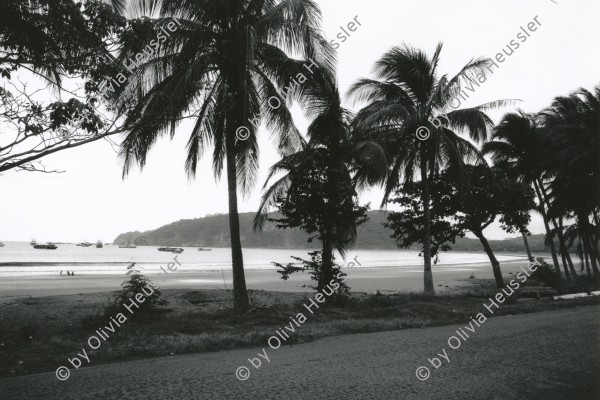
114,211,552,253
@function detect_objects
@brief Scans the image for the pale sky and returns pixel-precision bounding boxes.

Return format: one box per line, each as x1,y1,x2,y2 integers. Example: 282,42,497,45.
1,0,599,243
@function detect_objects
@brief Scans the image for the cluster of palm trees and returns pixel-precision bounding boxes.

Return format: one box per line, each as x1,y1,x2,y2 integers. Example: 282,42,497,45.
485,88,600,282
113,0,598,310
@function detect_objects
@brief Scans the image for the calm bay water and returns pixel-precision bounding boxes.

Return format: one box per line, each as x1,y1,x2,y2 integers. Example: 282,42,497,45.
0,241,525,277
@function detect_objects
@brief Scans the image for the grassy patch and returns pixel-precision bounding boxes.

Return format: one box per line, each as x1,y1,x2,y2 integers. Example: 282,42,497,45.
1,289,598,378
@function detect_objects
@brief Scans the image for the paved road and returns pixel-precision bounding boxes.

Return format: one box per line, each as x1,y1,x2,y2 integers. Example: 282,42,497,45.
1,306,599,400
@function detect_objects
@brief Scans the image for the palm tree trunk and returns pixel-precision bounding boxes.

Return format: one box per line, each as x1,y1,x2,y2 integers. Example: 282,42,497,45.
420,151,435,296
555,228,571,279
474,229,504,288
538,184,571,278
533,180,561,273
320,231,334,292
521,231,533,261
582,239,592,278
225,136,249,312
558,218,577,277
584,232,600,280
565,250,577,277
555,229,571,280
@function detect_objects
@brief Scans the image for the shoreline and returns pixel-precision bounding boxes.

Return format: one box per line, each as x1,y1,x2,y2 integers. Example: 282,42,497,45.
0,259,533,299
0,253,530,268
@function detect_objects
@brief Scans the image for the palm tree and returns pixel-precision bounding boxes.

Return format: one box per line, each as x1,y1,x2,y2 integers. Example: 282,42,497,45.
541,85,600,280
348,44,507,295
255,63,368,290
483,111,576,278
113,0,334,311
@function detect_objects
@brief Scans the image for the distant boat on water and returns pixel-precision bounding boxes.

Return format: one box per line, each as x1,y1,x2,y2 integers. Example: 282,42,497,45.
33,242,57,250
158,247,184,253
198,247,212,251
30,238,36,246
96,240,103,248
0,242,5,247
77,241,93,247
119,243,137,248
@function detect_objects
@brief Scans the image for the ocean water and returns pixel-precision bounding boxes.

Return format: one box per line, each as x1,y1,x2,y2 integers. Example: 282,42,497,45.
0,241,525,277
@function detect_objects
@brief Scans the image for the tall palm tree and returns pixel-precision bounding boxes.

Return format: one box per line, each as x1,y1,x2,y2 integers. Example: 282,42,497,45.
113,0,334,311
255,63,368,290
541,85,600,280
348,44,507,295
483,111,576,277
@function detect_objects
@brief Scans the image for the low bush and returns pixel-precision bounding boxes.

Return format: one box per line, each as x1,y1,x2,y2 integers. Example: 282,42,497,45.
530,257,561,290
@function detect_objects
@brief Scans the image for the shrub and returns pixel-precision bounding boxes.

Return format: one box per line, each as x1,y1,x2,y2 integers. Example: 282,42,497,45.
530,257,561,290
274,251,351,304
113,263,168,321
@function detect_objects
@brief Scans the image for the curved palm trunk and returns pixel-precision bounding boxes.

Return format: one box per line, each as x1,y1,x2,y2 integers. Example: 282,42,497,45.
559,218,577,277
556,232,571,280
226,136,249,312
557,227,576,279
474,229,504,288
587,236,600,277
582,239,592,277
539,183,572,278
533,180,561,273
521,231,533,261
581,217,600,281
420,152,435,295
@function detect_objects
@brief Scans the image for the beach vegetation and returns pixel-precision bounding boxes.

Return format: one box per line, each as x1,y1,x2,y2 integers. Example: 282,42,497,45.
111,0,335,312
348,44,510,295
273,251,351,303
112,263,167,320
2,288,599,378
255,63,369,292
0,0,129,174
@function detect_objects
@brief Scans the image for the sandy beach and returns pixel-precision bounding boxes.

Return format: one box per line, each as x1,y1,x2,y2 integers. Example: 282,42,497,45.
0,257,532,299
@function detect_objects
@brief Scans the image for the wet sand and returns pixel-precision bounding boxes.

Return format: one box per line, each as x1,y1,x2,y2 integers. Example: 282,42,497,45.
0,259,531,299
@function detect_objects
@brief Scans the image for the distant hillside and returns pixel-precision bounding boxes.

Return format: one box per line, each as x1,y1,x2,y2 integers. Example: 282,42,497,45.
114,211,552,253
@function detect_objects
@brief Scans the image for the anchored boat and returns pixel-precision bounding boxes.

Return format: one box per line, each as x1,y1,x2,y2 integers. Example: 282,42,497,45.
33,242,57,250
158,247,184,253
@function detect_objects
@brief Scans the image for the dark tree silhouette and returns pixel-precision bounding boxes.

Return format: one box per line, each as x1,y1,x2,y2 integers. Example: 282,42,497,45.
112,0,334,311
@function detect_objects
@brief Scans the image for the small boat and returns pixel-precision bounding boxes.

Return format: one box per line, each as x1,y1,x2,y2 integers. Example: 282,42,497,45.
77,241,92,247
34,242,57,250
0,242,5,247
197,247,212,251
158,247,184,253
96,241,103,248
119,243,137,248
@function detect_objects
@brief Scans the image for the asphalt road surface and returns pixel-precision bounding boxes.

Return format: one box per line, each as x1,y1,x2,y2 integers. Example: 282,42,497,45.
1,306,598,400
